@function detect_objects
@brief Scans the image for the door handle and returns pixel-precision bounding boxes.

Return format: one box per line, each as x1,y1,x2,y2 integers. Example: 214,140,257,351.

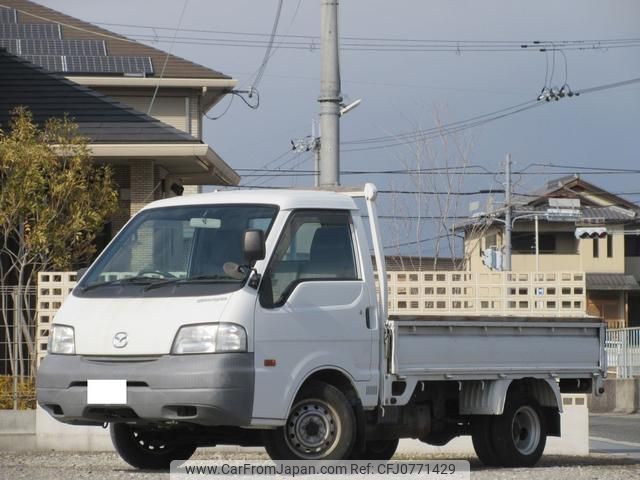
365,307,372,329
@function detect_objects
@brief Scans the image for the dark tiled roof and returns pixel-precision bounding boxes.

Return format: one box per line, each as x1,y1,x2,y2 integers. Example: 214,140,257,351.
586,273,640,292
513,205,638,223
1,0,229,79
513,175,640,211
0,49,199,143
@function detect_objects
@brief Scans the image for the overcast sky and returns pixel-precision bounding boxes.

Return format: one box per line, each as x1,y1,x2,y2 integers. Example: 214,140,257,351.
36,0,640,254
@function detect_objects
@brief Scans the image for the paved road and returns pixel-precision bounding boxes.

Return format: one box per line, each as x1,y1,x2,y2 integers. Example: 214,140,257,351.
1,451,640,480
1,415,639,479
590,413,640,459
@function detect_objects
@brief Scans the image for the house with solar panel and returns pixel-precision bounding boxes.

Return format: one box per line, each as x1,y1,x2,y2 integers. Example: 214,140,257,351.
0,0,240,243
457,175,640,328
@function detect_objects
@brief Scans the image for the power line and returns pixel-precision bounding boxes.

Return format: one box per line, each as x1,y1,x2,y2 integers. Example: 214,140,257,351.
250,0,284,91
147,0,190,115
383,232,461,249
236,169,640,178
121,33,640,53
89,22,640,45
84,20,640,52
342,100,538,147
373,215,474,220
235,164,492,173
378,189,504,195
340,75,640,152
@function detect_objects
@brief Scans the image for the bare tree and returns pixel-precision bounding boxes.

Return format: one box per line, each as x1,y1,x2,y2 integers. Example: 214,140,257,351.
384,106,478,270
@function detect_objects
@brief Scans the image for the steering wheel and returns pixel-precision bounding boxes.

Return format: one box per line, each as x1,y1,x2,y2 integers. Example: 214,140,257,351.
137,269,177,279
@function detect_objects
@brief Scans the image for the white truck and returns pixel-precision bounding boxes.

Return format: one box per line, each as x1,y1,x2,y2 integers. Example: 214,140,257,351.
37,184,606,469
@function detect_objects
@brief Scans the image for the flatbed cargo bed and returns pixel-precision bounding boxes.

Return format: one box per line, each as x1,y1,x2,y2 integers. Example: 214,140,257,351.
390,316,606,381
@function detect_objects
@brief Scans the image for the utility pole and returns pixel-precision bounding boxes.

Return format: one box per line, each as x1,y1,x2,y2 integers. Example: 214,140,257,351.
318,0,342,187
504,154,512,271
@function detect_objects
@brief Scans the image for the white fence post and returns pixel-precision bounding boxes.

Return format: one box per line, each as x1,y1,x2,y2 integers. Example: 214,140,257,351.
605,327,640,378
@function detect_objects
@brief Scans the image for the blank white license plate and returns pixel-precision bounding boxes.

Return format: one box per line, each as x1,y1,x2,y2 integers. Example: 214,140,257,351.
87,379,127,405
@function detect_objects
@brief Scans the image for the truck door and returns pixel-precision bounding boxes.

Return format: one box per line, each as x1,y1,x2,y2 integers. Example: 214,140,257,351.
252,209,376,421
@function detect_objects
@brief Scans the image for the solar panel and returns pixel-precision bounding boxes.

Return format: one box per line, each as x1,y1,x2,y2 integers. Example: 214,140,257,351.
18,54,154,75
20,39,107,56
0,38,18,54
0,24,61,39
0,7,18,23
21,55,65,71
65,56,154,75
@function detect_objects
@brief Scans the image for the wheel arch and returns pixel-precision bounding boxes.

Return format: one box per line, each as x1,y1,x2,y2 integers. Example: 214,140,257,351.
290,367,361,408
460,378,562,416
509,378,562,437
289,367,367,450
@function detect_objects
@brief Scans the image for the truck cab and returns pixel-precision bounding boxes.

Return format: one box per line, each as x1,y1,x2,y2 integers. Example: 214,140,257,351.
37,184,606,469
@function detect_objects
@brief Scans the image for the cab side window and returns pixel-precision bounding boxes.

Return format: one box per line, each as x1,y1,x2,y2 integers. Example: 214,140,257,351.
260,210,358,308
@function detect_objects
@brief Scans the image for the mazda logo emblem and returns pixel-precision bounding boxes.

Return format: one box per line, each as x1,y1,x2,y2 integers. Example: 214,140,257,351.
113,332,128,349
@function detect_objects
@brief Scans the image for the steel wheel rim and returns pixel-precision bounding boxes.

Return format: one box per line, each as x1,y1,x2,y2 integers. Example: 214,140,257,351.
285,399,340,459
511,406,541,456
132,429,170,454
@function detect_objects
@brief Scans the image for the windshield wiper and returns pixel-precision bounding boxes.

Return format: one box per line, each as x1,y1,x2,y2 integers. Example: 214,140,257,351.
81,276,164,292
143,274,239,292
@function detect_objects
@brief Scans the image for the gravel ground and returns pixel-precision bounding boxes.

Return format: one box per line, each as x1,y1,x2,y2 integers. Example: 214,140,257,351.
1,451,639,480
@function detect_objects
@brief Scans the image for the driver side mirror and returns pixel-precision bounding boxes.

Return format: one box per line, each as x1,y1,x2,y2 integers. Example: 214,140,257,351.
243,229,266,265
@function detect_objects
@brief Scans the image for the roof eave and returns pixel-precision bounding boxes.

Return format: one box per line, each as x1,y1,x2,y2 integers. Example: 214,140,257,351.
65,76,238,90
87,143,240,186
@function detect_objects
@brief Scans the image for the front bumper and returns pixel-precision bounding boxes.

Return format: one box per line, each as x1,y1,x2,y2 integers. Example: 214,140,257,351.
36,353,254,427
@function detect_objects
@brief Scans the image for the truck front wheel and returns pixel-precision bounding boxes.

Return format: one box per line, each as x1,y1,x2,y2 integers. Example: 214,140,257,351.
110,423,197,470
491,394,547,467
263,381,356,460
350,438,399,460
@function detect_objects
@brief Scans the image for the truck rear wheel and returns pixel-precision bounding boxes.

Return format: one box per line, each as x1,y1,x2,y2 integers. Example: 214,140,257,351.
491,394,547,467
263,381,356,460
471,416,500,467
110,423,197,470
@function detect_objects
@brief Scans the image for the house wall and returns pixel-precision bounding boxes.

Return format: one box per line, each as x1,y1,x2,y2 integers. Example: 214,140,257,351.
110,165,131,234
130,160,156,216
466,223,627,274
463,216,632,326
510,253,581,272
94,87,202,139
90,87,209,238
578,225,625,273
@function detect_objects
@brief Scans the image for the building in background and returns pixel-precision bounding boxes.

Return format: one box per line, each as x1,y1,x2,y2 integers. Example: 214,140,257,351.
0,0,240,241
459,175,640,328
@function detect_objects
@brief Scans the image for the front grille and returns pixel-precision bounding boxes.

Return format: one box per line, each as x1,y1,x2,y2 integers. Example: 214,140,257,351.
68,380,149,388
81,355,161,363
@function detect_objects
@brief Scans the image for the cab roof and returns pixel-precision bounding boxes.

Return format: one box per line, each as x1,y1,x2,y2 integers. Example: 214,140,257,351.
142,188,360,212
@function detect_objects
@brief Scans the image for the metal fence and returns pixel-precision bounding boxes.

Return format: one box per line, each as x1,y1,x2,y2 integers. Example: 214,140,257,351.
0,286,38,409
606,327,640,378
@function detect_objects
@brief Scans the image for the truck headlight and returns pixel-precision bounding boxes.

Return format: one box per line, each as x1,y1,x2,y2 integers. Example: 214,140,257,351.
171,323,247,354
48,325,75,355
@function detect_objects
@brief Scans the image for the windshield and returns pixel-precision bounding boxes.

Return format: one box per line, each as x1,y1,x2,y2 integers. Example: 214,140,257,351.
77,204,278,297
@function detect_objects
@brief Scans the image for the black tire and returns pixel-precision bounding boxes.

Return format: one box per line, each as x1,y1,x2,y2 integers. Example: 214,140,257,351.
110,423,197,470
491,394,547,467
471,416,501,467
263,381,356,460
351,438,399,460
